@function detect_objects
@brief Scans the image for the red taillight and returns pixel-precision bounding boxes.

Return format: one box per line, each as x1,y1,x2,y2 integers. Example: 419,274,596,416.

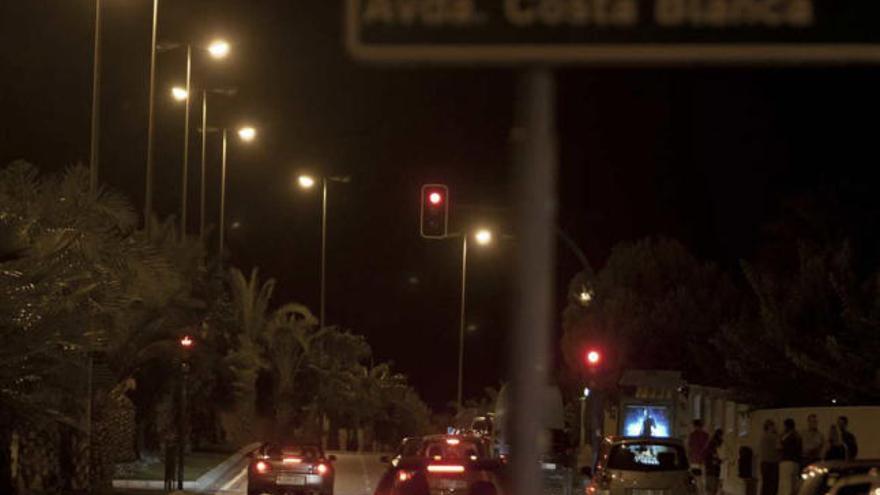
427,464,465,474
398,470,413,482
255,461,270,474
317,463,329,475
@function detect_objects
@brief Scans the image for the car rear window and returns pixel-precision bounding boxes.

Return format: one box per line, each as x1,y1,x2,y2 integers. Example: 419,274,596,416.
421,439,486,460
265,445,321,460
607,442,688,472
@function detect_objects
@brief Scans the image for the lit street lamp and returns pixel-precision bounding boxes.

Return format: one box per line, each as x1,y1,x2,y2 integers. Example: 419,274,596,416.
208,39,230,59
296,174,350,330
171,86,188,101
237,126,256,142
457,228,493,409
218,126,257,258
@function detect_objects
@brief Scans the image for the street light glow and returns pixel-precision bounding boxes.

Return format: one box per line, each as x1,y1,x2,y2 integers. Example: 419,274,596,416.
208,39,230,59
298,175,316,189
237,126,256,142
578,288,593,305
171,86,188,101
474,229,493,246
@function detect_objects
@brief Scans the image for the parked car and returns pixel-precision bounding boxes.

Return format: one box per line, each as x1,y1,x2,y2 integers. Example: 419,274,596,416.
799,460,880,495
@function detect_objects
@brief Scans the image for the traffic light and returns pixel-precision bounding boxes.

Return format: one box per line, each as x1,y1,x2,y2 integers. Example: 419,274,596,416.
584,348,601,368
420,184,449,238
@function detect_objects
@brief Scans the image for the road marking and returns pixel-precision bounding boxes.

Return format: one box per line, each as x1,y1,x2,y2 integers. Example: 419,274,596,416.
221,467,247,491
359,453,372,495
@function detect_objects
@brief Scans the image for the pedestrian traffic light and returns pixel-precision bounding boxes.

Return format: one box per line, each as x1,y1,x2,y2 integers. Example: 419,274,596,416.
420,184,449,239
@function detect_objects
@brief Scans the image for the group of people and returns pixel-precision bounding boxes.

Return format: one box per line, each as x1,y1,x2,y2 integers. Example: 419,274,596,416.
685,415,859,495
688,420,727,495
760,415,859,495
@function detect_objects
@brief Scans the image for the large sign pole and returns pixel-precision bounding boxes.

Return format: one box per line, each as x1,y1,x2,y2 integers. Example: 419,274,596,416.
510,67,557,495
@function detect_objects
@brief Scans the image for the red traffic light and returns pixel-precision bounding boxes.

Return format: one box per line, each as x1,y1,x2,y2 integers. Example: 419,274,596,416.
585,349,601,366
180,335,194,348
420,184,449,239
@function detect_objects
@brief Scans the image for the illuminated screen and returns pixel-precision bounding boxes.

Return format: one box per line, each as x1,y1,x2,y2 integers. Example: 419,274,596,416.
621,405,671,438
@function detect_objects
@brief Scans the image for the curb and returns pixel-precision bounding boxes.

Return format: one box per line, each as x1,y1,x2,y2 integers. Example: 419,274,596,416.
112,442,262,492
195,441,262,490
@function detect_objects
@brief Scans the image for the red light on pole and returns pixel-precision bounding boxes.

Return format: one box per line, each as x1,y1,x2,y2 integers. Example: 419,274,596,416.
180,335,194,348
429,191,443,205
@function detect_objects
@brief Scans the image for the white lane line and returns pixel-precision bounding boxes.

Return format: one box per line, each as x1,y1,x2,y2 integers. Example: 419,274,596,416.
359,454,372,495
221,467,247,491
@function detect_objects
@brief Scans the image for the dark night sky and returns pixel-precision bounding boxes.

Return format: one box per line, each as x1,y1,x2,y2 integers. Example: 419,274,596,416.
3,1,880,409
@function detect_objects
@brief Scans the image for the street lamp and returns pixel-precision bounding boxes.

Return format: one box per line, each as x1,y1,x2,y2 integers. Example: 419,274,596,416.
238,126,256,142
296,174,350,330
208,39,230,59
456,228,494,409
171,86,188,101
298,175,316,189
218,126,256,259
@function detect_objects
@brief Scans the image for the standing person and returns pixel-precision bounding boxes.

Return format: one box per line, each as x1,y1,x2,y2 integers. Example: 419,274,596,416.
689,420,710,465
802,414,824,467
689,419,710,495
760,420,781,495
778,419,802,495
837,416,858,460
704,429,724,495
825,425,846,461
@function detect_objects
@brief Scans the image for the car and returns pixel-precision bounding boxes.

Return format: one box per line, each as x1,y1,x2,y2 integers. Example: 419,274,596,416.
247,443,337,495
584,437,696,495
799,460,880,495
374,434,503,495
825,473,880,495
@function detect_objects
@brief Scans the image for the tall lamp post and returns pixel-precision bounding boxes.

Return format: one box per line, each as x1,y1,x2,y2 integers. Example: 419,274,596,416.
198,86,237,242
457,228,493,409
166,39,230,238
89,0,103,195
144,0,159,233
218,126,257,259
296,174,350,330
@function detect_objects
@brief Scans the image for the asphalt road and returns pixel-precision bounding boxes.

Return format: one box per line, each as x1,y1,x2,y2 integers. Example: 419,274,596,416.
207,451,389,495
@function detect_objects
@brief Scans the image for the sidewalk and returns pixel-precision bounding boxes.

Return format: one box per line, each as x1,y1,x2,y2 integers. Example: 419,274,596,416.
113,442,261,491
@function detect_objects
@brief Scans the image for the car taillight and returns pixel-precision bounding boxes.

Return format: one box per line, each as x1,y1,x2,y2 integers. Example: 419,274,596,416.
427,464,466,474
255,461,270,474
317,463,329,475
398,470,415,482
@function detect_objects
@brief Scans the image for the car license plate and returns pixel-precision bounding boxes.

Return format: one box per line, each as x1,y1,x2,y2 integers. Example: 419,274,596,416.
277,474,306,486
438,479,467,490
